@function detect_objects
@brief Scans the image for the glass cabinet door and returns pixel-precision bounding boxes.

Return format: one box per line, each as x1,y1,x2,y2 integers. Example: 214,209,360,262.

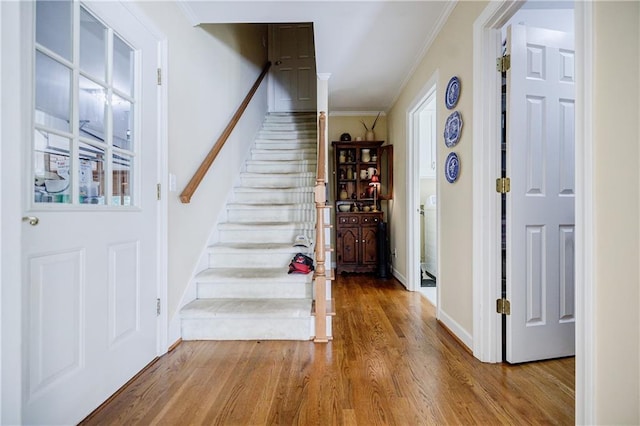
378,145,394,200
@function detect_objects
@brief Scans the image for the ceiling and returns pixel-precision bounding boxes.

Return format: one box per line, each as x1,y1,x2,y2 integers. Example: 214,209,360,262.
177,1,456,113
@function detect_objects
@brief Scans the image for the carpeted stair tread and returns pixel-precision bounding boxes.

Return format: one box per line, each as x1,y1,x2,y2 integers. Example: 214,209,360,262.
181,298,313,319
208,242,314,252
195,267,311,282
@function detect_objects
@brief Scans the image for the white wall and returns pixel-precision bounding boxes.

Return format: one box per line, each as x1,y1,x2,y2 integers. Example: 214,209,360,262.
592,2,639,422
134,2,269,338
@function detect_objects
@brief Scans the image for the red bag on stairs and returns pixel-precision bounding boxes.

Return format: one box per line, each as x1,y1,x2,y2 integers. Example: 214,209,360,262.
288,253,314,274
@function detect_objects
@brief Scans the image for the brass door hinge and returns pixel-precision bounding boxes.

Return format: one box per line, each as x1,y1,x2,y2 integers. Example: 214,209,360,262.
496,54,511,72
497,298,511,315
496,177,511,194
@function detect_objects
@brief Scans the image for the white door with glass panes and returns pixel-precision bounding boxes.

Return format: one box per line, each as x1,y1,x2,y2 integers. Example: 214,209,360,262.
23,2,160,424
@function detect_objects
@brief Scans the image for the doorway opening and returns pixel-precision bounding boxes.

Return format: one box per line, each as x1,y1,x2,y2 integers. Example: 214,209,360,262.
499,2,576,364
406,73,439,309
416,92,437,306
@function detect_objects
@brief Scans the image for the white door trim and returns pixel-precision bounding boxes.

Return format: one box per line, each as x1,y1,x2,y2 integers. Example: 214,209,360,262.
91,0,170,356
1,2,28,423
472,0,594,422
406,70,439,302
573,1,595,423
471,0,517,364
156,38,169,355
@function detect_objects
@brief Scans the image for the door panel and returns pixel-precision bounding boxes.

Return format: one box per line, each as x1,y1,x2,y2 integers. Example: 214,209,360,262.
506,24,575,363
270,23,317,112
28,250,83,394
360,227,378,265
108,241,140,345
559,225,575,321
339,227,358,265
524,225,545,325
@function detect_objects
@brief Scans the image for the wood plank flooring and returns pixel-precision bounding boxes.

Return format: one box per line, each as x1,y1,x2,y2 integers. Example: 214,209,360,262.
82,274,574,425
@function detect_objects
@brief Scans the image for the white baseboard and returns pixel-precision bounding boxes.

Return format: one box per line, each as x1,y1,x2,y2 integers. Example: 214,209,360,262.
439,307,473,350
168,308,184,346
391,266,408,289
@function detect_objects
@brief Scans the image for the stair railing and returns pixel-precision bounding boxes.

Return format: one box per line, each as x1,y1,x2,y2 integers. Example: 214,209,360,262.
180,62,272,204
314,111,329,342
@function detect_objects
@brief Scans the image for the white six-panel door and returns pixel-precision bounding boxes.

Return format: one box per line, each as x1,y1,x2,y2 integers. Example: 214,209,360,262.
506,24,576,363
22,2,160,423
270,23,317,112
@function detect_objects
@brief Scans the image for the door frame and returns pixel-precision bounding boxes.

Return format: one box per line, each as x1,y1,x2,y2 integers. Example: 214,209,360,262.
406,70,440,312
0,2,169,422
471,0,594,423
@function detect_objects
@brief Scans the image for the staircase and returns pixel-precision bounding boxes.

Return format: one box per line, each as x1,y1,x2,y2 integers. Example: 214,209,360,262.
180,112,318,340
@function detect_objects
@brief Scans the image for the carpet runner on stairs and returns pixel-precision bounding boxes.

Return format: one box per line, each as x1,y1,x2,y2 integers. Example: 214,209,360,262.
180,112,318,340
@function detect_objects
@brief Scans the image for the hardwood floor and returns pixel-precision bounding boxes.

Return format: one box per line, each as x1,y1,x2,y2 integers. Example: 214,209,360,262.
82,275,574,425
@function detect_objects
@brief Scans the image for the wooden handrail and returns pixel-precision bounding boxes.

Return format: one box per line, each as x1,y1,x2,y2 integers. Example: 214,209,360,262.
314,111,328,342
180,61,272,203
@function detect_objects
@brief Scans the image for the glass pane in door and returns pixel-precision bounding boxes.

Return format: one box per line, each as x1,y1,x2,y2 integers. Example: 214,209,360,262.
36,0,72,61
113,35,134,97
112,152,133,206
79,76,107,142
79,142,105,205
112,95,133,151
33,130,71,204
35,51,71,132
79,7,107,81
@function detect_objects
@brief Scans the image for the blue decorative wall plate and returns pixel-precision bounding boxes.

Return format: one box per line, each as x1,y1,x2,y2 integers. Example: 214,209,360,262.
444,111,463,148
445,76,460,109
445,152,460,183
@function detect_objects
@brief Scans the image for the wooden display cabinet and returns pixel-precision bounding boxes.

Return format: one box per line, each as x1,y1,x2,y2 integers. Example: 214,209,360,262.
332,140,393,273
335,213,383,273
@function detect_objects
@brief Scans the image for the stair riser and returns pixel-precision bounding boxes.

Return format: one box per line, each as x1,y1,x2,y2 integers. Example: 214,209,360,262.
255,137,315,144
197,282,312,299
227,209,315,223
254,142,316,150
265,113,316,121
181,317,311,340
219,228,313,243
246,162,316,174
258,131,316,139
208,252,297,268
261,123,316,131
240,175,315,187
233,191,314,204
251,151,316,161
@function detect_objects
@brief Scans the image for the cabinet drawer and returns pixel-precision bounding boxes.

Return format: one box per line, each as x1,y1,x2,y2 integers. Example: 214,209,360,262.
338,216,359,224
361,215,381,224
